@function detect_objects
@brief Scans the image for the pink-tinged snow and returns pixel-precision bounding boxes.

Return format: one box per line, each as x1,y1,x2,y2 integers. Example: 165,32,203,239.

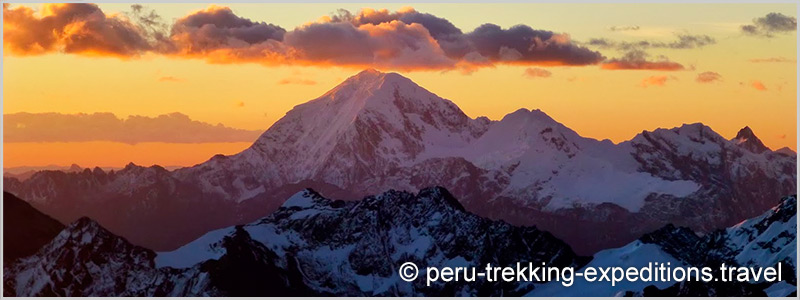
155,227,234,268
528,242,686,296
174,70,797,216
455,108,699,212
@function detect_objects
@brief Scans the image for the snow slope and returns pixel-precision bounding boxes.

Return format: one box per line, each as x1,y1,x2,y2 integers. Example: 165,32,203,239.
5,69,795,256
528,195,797,296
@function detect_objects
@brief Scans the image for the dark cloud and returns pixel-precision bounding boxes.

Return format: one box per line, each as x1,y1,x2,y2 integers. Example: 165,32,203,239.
522,67,552,78
166,5,288,61
663,34,715,49
609,25,640,31
3,3,156,56
586,38,616,48
328,8,472,58
4,5,604,70
586,34,715,51
601,50,685,71
749,57,795,63
465,23,603,66
4,112,262,144
315,8,604,68
284,20,455,70
696,71,722,83
277,78,317,85
741,12,797,37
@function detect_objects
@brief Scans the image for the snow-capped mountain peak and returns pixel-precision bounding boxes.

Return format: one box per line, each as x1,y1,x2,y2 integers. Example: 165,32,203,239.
733,126,770,153
227,69,491,187
6,69,795,258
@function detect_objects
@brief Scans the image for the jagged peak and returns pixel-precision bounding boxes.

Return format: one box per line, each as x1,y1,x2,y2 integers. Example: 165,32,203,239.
66,164,83,173
280,186,465,214
417,186,465,212
354,68,384,77
735,126,756,139
502,108,558,125
775,147,796,156
675,122,711,133
331,69,412,94
633,122,725,145
733,126,769,154
280,188,325,210
69,216,103,231
123,162,142,170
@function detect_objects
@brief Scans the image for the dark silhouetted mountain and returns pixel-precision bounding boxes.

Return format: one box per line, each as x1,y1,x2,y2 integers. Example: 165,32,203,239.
733,126,770,154
5,187,588,296
3,192,64,263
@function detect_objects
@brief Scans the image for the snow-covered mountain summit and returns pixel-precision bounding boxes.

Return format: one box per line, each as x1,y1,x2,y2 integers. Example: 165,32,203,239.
5,70,795,255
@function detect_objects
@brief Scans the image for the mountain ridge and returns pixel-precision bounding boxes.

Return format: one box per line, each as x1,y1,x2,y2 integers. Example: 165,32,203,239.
4,69,795,255
5,188,795,296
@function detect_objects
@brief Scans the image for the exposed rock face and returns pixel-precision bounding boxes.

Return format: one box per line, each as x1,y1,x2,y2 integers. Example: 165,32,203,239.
529,195,797,297
3,192,64,263
5,187,587,296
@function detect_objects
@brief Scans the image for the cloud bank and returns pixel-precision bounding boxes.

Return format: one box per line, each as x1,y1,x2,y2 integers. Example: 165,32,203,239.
4,112,262,144
3,4,605,71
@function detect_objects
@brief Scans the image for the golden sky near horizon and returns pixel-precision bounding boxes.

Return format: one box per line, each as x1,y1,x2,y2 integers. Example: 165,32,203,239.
3,3,798,168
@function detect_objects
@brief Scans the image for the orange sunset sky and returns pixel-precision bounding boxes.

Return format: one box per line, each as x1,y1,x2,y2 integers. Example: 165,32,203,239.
3,2,797,169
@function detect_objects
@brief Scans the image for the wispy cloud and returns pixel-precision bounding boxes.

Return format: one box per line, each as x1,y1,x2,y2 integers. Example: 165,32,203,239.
640,75,674,87
158,76,182,82
4,112,262,144
696,71,722,83
586,33,715,51
522,67,552,79
609,25,640,32
601,50,684,71
749,57,795,63
277,78,318,85
750,80,768,91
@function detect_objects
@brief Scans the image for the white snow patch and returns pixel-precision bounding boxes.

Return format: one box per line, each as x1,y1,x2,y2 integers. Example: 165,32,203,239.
281,190,317,209
155,227,235,268
529,242,686,296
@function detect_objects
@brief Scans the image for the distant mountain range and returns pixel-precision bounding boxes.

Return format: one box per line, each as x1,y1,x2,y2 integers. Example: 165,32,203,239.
4,189,795,296
3,69,796,256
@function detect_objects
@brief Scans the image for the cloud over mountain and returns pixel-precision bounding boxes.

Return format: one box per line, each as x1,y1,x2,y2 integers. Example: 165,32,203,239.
4,112,262,144
3,4,604,71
